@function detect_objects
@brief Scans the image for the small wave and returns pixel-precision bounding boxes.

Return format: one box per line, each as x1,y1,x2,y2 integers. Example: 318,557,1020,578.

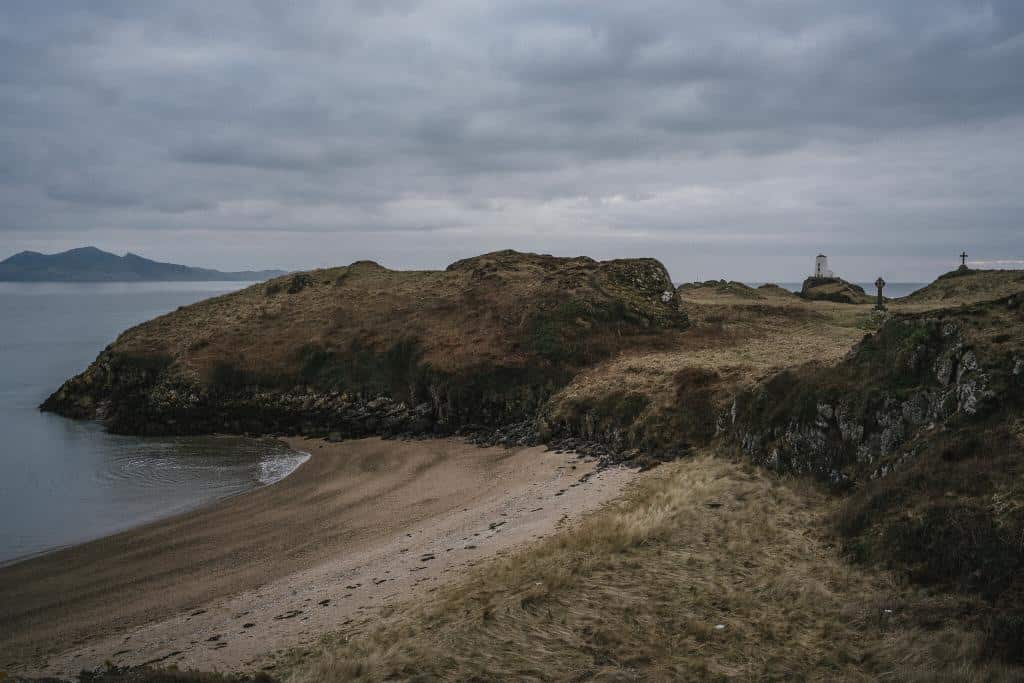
259,450,311,486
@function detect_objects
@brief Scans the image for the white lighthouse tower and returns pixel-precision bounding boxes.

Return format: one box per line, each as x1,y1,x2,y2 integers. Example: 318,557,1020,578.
814,254,834,278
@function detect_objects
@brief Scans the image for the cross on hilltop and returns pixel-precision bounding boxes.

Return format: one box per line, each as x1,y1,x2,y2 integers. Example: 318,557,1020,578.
957,251,971,272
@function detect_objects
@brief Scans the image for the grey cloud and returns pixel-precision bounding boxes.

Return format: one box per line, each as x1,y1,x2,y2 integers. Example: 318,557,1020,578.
1,1,1023,281
45,184,140,209
172,136,366,171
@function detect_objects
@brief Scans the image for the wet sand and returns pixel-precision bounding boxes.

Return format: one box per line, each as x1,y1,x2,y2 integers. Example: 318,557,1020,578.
0,437,635,677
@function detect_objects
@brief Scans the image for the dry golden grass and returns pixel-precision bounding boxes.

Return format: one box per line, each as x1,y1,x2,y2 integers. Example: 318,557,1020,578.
549,291,872,425
101,251,686,386
286,454,1020,682
560,268,1024,426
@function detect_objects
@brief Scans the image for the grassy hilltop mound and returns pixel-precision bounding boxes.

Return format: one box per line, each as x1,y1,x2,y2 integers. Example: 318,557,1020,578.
41,250,687,437
901,268,1024,304
676,279,764,299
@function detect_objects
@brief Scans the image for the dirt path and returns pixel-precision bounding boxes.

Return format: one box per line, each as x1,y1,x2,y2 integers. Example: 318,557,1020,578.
1,437,635,678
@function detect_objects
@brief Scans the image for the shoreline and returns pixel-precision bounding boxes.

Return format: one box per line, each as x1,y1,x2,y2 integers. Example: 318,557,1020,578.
0,436,637,678
0,440,312,571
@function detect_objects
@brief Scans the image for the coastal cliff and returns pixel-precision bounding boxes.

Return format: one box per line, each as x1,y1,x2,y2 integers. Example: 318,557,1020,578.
41,251,687,438
728,296,1023,483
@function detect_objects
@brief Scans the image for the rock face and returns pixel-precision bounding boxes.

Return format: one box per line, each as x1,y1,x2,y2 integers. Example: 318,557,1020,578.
799,277,871,304
728,298,1021,485
41,251,688,438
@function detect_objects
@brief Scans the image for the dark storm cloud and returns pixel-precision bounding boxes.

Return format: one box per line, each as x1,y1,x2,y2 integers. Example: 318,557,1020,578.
1,0,1023,279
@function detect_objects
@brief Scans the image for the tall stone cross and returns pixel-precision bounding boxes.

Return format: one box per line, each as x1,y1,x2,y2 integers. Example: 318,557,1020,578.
874,277,886,311
960,251,968,266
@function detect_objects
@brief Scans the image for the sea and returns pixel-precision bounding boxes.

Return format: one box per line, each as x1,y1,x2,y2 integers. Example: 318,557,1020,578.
0,282,309,565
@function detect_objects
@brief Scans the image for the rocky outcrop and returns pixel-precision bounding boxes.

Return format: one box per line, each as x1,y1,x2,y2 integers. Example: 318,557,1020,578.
44,368,438,438
727,300,1020,486
41,343,574,438
799,277,871,304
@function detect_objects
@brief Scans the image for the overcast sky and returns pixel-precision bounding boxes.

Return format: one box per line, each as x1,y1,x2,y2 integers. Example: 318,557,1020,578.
2,1,1023,281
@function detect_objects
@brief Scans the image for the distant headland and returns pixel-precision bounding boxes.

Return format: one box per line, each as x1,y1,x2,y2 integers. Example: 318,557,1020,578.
0,246,286,282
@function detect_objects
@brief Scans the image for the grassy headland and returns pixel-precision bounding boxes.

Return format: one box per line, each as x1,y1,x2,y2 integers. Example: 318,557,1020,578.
41,251,687,441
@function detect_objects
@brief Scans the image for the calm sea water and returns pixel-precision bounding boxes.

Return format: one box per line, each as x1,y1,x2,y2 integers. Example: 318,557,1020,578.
0,282,308,565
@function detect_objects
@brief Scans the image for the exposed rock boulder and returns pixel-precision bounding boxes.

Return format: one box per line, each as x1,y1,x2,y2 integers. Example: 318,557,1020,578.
799,277,872,304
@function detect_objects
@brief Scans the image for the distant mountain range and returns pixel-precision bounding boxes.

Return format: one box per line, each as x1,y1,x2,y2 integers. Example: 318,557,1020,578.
0,247,286,282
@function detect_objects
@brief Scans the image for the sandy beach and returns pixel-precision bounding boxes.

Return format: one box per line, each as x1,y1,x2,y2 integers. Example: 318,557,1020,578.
0,437,636,678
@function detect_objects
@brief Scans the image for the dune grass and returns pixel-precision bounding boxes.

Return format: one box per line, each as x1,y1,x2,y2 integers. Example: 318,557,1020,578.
285,454,1019,682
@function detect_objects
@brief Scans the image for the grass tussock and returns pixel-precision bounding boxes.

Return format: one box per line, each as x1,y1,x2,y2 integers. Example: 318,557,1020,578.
288,455,1022,682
